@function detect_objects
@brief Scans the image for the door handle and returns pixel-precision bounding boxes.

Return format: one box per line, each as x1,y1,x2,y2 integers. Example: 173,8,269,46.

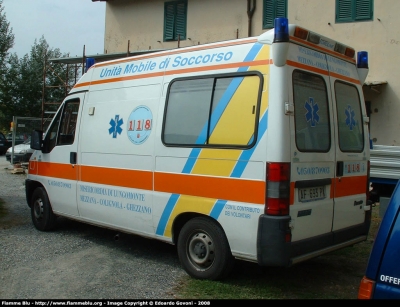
70,152,77,164
336,161,343,177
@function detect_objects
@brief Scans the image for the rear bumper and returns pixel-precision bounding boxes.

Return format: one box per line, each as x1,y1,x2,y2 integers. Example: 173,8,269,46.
257,211,371,267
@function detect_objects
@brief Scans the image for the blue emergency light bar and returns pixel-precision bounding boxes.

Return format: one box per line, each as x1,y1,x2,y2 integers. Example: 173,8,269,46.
357,51,368,69
86,58,95,72
273,17,289,43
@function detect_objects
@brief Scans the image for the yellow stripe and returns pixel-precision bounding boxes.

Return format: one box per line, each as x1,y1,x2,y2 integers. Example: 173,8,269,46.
164,195,216,237
192,149,240,176
208,76,259,145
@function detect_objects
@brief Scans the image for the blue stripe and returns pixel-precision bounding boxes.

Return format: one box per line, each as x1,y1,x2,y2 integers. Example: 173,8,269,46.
231,109,268,178
243,43,263,62
210,200,227,219
182,148,202,174
156,194,180,236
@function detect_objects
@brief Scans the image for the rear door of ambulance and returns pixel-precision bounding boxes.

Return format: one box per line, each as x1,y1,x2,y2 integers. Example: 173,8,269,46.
286,42,367,245
286,43,335,243
327,53,369,233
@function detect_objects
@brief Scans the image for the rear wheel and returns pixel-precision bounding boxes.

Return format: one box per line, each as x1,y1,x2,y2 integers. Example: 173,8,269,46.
31,187,57,231
177,217,234,280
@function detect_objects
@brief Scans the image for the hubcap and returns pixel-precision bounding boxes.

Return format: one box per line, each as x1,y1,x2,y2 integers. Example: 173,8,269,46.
187,232,215,269
33,198,44,220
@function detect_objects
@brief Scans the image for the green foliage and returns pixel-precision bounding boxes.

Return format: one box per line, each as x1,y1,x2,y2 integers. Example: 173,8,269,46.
0,0,15,130
0,0,76,131
0,0,14,73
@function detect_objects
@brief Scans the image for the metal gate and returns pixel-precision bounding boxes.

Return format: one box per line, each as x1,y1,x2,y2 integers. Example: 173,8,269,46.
9,116,48,165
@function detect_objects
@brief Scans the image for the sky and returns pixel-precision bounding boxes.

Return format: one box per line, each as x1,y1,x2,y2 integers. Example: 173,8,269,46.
2,0,106,58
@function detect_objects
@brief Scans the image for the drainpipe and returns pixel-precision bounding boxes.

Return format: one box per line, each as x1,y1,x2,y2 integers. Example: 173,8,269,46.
247,0,256,37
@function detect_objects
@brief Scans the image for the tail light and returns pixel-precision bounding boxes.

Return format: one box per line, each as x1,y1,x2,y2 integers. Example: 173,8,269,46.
265,162,290,215
358,276,374,299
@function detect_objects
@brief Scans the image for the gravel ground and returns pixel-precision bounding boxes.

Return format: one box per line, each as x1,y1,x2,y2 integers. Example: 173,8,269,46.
0,155,187,300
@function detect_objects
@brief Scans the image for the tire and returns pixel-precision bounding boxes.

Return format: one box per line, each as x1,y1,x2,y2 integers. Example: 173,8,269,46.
31,187,57,231
177,217,235,280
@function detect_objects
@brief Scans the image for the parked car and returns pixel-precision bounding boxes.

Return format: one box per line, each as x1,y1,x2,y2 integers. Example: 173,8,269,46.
5,138,34,163
6,132,28,146
358,180,400,299
0,132,11,155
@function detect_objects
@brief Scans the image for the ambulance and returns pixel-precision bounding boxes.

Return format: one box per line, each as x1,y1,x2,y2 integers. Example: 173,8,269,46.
26,18,371,280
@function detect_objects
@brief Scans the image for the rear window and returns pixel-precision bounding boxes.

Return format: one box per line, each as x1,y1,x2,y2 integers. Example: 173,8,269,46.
334,81,364,152
293,70,331,152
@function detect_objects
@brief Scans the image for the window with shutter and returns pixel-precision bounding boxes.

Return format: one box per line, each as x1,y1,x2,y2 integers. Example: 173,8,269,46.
336,0,373,23
164,1,187,41
263,0,287,29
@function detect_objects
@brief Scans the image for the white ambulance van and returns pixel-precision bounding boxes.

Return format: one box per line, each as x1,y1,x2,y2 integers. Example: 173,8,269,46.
27,18,371,280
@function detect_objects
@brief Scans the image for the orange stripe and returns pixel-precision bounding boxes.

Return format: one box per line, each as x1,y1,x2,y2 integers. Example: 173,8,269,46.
36,162,78,180
155,172,265,204
334,176,367,197
80,165,153,190
287,60,329,76
35,162,265,204
93,38,259,68
290,36,356,64
290,177,365,203
329,71,361,85
164,60,270,76
287,60,360,85
75,71,165,88
74,59,270,89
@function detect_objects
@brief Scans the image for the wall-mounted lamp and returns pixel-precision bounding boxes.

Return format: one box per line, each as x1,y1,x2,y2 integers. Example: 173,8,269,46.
188,38,191,40
328,22,331,25
157,40,161,43
377,18,381,21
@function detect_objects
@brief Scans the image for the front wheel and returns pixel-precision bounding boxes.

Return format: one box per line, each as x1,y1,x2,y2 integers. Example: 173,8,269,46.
177,217,234,280
31,187,57,231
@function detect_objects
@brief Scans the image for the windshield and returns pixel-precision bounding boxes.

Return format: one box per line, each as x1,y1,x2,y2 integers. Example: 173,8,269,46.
23,137,31,145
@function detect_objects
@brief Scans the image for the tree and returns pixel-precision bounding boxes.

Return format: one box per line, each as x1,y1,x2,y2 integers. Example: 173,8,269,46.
0,0,15,131
0,0,13,75
18,37,72,116
1,35,76,131
0,0,80,132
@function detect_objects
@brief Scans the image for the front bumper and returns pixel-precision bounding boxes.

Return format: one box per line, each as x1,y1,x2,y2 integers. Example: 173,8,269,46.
5,152,32,163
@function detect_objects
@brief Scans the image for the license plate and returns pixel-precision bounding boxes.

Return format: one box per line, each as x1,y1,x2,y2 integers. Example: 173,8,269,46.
299,186,326,202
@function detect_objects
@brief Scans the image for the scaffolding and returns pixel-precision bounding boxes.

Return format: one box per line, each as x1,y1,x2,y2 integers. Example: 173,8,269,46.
41,51,84,130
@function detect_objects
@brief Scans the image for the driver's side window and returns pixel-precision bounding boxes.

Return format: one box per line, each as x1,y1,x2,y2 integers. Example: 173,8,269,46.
45,99,80,152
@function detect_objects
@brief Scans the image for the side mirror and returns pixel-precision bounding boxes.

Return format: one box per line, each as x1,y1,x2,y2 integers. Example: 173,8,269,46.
31,130,43,150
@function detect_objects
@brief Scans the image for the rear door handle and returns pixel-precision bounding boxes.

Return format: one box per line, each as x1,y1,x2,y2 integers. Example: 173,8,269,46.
336,161,343,177
70,152,77,164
